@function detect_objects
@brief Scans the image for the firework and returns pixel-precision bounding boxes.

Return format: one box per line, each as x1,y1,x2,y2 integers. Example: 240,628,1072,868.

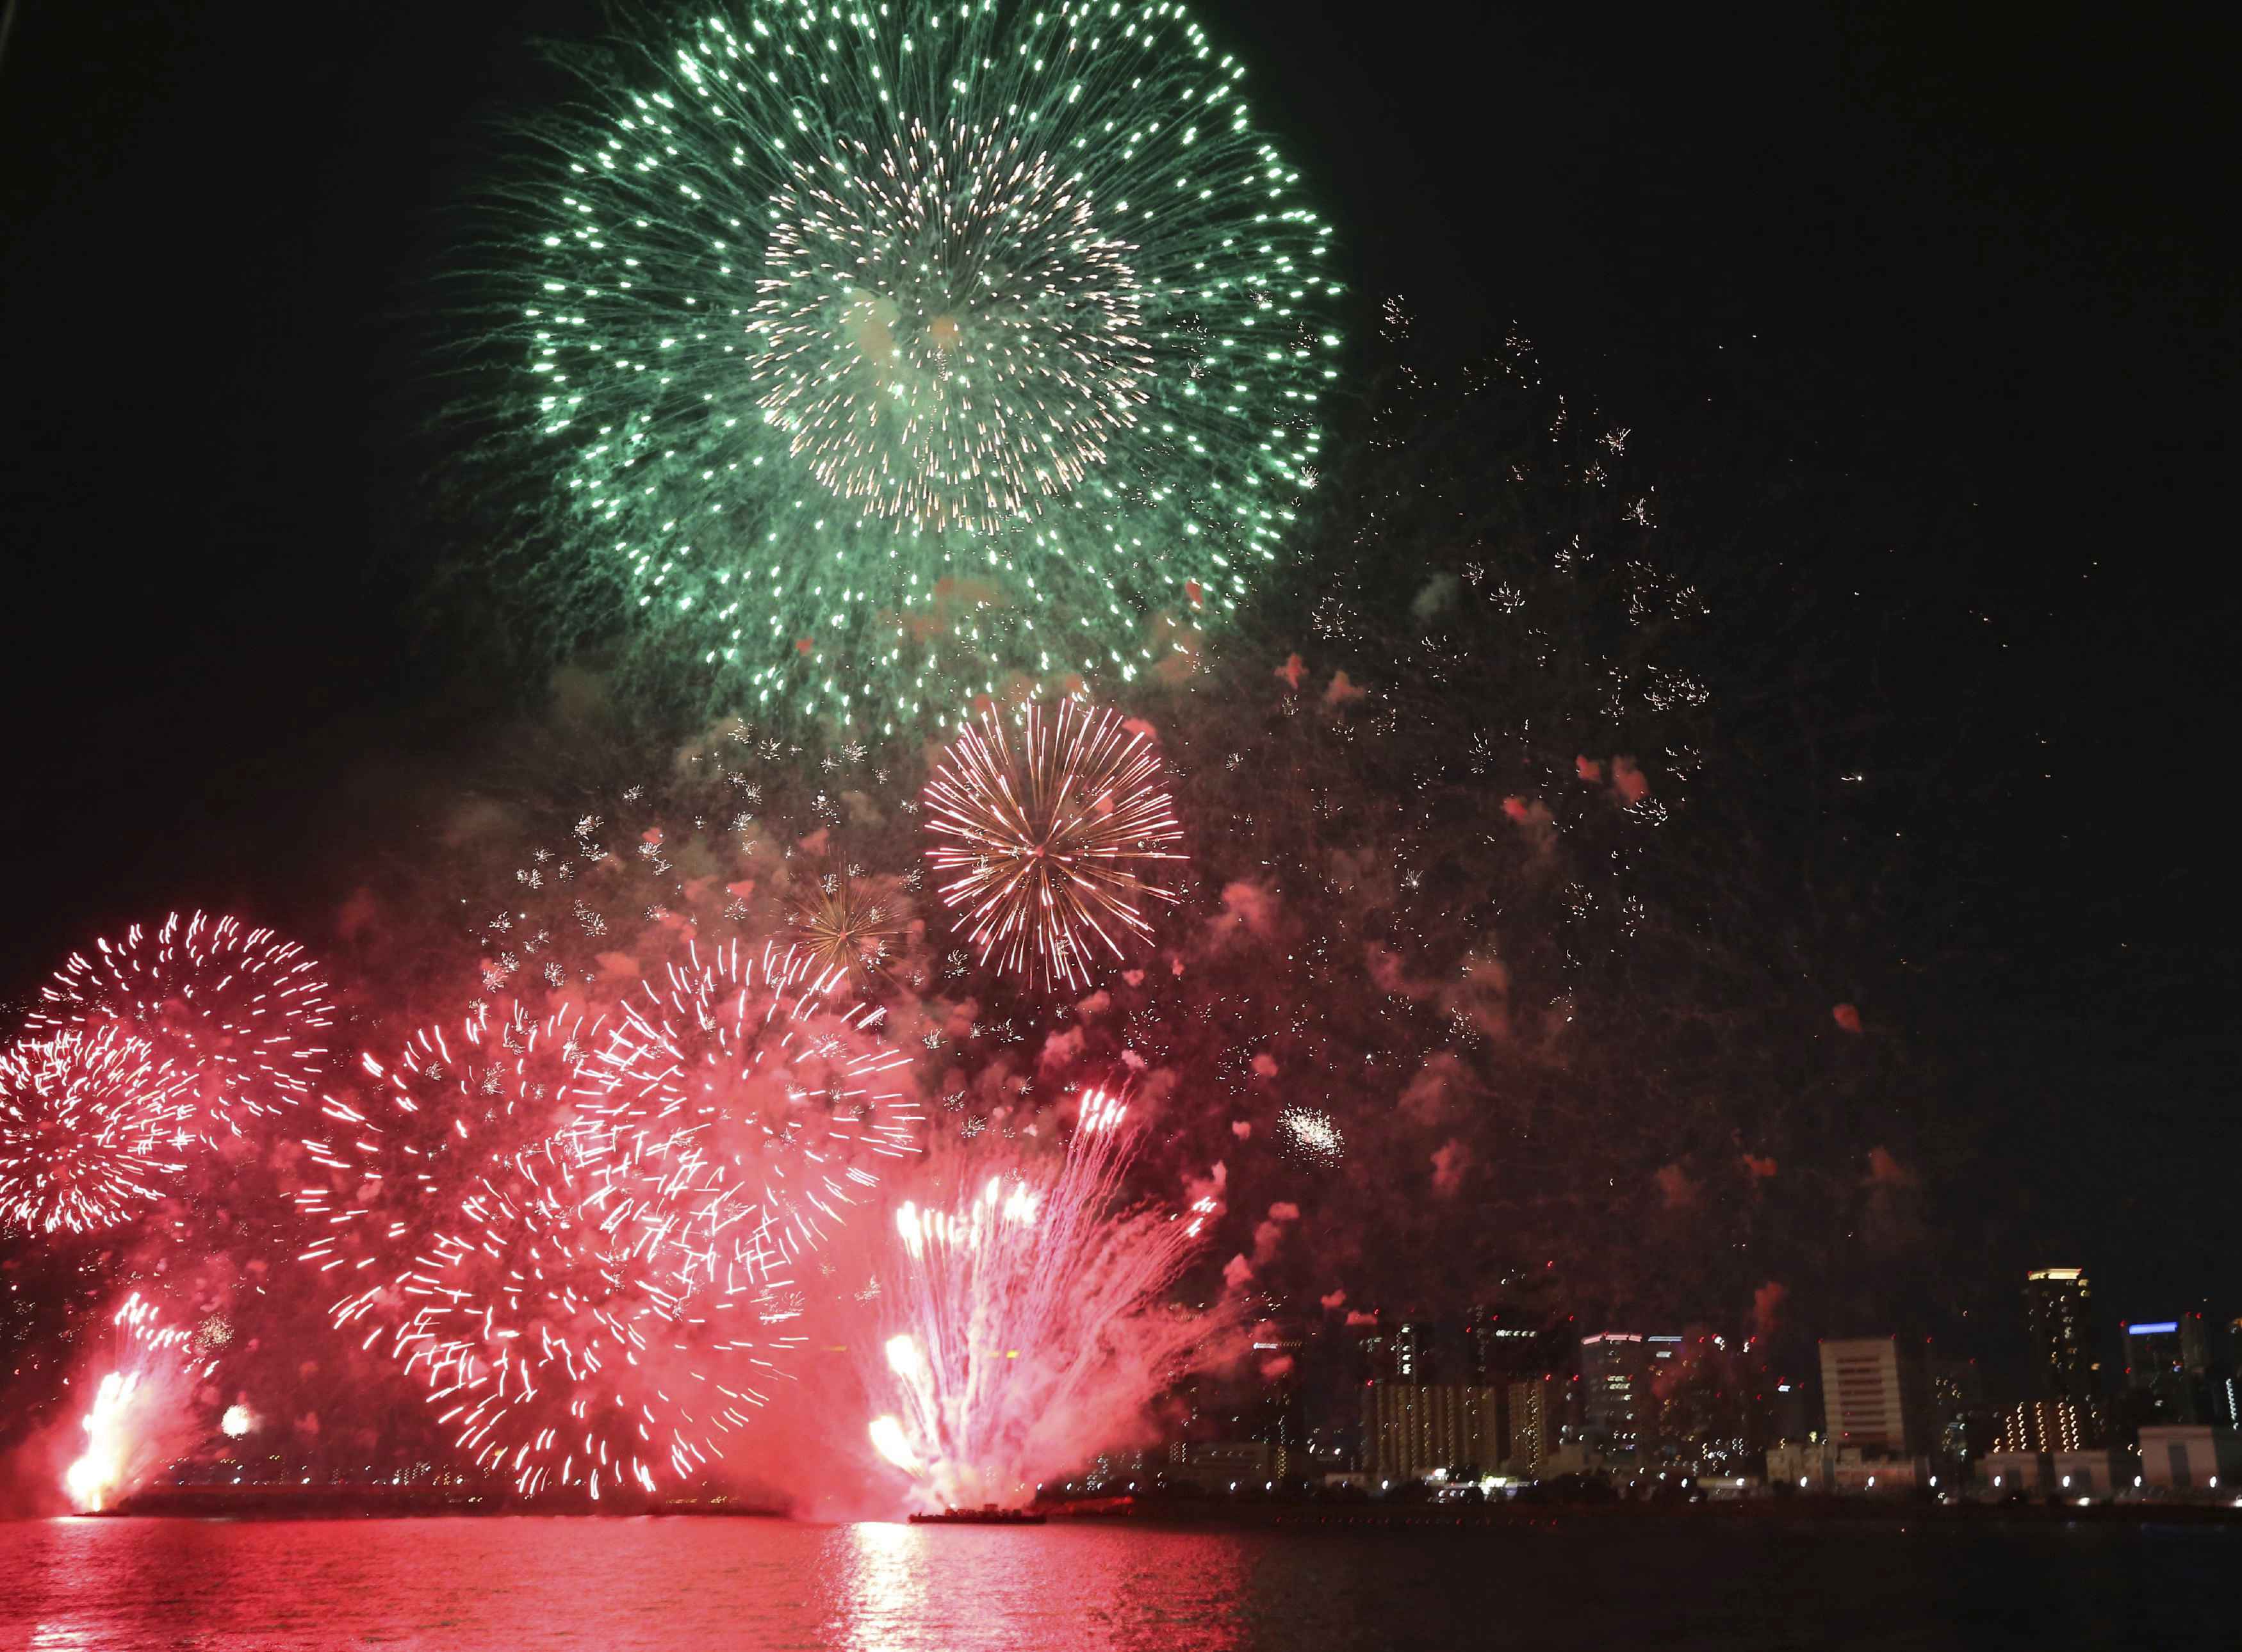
332,1124,800,1501
64,1292,218,1512
1277,1105,1345,1167
0,1027,195,1236
28,912,336,1134
865,1090,1230,1509
589,939,924,1262
790,869,904,980
498,0,1339,730
924,698,1184,992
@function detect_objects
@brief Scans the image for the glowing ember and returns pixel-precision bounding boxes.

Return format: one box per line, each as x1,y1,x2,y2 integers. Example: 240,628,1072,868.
923,700,1185,992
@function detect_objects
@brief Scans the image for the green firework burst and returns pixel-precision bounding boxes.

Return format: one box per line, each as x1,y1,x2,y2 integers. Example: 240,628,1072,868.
504,0,1341,733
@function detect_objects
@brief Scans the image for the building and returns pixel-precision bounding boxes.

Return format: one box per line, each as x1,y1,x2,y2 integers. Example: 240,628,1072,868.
2024,1268,2100,1400
1767,1440,1836,1493
1830,1450,1927,1494
2122,1315,2209,1424
1361,1382,1501,1482
1930,1355,1990,1459
1355,1316,1433,1385
1976,1452,2054,1497
1581,1332,1681,1457
1504,1373,1575,1478
1819,1337,1932,1457
2050,1450,2130,1498
1164,1441,1275,1492
1993,1397,2102,1454
2136,1425,2242,1494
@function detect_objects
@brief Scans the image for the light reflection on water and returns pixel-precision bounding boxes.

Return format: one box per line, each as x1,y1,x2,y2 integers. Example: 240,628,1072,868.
1,1513,2236,1651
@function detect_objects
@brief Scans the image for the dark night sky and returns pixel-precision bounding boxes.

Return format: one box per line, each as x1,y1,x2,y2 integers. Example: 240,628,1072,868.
1,2,2235,1366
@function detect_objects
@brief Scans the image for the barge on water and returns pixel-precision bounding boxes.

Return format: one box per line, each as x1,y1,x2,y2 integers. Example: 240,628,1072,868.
908,1504,1047,1526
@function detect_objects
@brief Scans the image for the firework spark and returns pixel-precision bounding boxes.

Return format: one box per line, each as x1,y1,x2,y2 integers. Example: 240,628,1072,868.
332,1124,800,1501
496,0,1339,729
1277,1105,1345,1167
865,1090,1231,1509
28,911,335,1134
0,1027,195,1236
64,1293,218,1513
923,699,1184,992
589,940,924,1262
790,872,904,981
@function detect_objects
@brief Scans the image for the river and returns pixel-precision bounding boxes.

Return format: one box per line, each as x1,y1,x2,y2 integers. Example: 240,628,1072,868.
2,1513,2234,1649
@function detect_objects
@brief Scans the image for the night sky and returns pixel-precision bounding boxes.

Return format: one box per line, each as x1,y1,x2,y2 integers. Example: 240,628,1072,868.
2,1,2234,1376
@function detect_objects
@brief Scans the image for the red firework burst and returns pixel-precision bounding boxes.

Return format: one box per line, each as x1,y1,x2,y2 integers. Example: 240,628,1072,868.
0,1027,195,1236
332,1124,799,1501
922,699,1185,992
29,912,336,1134
589,938,924,1263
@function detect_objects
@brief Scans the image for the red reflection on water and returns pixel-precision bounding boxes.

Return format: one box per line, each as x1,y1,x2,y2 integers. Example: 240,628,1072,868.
823,1521,1248,1652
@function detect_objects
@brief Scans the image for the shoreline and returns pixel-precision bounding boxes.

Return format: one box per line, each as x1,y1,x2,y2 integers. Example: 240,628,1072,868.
72,1487,2242,1528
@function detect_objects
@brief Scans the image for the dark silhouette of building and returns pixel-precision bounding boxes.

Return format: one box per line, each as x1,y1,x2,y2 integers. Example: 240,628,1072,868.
1582,1332,1681,1457
2024,1268,2100,1401
2123,1314,2209,1425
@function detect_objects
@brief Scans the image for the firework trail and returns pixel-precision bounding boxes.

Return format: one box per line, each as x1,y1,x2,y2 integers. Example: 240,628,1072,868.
63,1292,218,1512
491,0,1338,730
924,699,1184,992
26,911,336,1136
865,1090,1232,1509
0,1027,195,1236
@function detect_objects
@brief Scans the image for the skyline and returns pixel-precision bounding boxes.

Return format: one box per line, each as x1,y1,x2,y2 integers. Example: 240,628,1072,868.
1,0,2237,1514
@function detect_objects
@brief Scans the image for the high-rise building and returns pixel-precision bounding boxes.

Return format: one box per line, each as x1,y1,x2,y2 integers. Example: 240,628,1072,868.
1354,1315,1433,1385
2123,1315,2209,1425
1931,1355,1990,1460
1581,1332,1682,1456
1992,1397,2099,1454
1361,1382,1502,1482
1819,1337,1933,1457
2024,1268,2100,1400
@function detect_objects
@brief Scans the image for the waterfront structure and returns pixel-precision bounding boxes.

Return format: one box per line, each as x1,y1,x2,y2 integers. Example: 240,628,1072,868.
2122,1315,2208,1424
2050,1450,2130,1497
2136,1425,2242,1493
1361,1382,1501,1482
1163,1441,1275,1492
1581,1332,1680,1457
1976,1451,2054,1496
1767,1440,1836,1492
1819,1337,1933,1457
2024,1268,2100,1400
1830,1450,1927,1494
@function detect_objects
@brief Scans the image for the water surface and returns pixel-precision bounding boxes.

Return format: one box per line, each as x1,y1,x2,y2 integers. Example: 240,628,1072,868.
2,1514,2233,1649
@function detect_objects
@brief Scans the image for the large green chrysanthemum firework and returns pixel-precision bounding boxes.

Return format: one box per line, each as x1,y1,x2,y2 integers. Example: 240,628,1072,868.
504,0,1339,733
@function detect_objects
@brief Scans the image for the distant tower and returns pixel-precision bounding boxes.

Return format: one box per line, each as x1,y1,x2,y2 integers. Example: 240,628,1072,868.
2024,1268,2099,1400
2122,1314,2209,1424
